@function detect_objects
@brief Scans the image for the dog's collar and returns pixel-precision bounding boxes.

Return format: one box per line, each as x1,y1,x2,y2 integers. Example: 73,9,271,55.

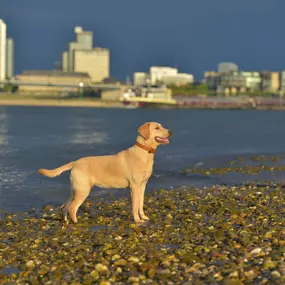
135,141,156,154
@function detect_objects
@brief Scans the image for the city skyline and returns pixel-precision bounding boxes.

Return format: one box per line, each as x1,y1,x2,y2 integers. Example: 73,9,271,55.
1,0,285,81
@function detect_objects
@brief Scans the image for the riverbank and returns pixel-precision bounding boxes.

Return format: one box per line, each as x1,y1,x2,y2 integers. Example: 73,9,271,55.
1,182,284,284
0,95,123,108
2,93,285,110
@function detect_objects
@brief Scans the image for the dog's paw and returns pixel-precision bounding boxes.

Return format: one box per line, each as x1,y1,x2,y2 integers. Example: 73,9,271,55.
140,215,150,221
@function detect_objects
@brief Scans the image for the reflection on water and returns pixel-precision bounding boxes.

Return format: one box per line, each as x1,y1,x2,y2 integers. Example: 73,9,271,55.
0,109,8,150
68,116,109,144
70,132,108,144
1,107,285,214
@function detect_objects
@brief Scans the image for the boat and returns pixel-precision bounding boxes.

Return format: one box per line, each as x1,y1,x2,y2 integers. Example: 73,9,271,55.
120,85,177,108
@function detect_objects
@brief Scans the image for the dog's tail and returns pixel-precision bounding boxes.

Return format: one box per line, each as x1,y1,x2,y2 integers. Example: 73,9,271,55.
38,162,73,178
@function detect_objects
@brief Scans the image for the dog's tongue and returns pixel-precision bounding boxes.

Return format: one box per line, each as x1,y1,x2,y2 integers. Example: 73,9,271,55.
156,137,169,144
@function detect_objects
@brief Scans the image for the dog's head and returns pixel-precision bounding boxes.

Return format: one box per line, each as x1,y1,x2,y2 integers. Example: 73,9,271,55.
138,122,172,146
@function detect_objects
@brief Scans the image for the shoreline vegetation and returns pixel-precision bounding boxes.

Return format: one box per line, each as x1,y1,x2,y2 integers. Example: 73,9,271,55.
1,157,285,284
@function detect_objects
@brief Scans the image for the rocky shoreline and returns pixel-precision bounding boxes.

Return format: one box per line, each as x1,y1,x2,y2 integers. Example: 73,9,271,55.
1,182,284,284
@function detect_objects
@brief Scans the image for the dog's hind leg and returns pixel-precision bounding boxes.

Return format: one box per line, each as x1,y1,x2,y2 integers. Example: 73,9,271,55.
68,189,90,223
60,198,72,222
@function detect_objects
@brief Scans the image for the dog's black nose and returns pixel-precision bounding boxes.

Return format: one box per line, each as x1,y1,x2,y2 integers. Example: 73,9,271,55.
168,129,173,136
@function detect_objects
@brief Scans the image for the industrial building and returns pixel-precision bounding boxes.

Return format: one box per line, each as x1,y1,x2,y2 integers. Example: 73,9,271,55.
73,48,109,83
17,70,91,93
61,26,110,83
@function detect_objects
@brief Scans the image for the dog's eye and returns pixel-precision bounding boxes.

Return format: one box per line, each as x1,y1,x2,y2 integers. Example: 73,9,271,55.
155,126,160,130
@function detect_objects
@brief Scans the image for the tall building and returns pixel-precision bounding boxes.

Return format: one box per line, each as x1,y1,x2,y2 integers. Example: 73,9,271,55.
260,71,279,93
62,26,110,82
73,48,110,82
76,30,93,49
6,38,14,78
0,19,7,82
61,51,69,72
218,62,238,73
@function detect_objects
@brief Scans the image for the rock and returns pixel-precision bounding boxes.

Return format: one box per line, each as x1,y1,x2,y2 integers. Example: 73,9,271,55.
128,276,140,283
161,260,171,268
250,248,262,255
42,205,54,212
244,270,255,277
128,256,140,263
114,259,127,266
271,270,281,279
90,270,99,279
264,231,273,239
157,268,172,279
111,254,121,261
147,268,157,278
181,253,201,264
95,263,109,274
263,258,276,269
99,281,111,285
26,260,35,268
229,270,239,278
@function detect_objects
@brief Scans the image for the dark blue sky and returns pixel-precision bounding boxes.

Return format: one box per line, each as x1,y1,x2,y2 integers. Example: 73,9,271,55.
1,0,284,80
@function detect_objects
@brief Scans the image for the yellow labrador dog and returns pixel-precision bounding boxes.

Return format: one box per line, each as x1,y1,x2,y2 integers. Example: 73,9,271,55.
38,122,172,223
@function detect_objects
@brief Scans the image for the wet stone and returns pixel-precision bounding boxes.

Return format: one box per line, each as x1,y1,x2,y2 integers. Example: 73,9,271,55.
0,181,284,284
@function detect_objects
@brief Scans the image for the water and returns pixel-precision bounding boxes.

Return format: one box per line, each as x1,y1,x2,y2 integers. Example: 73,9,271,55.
1,106,285,214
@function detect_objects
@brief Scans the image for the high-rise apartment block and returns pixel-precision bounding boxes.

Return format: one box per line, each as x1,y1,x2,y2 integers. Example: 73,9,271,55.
0,19,7,82
6,38,14,78
0,19,14,82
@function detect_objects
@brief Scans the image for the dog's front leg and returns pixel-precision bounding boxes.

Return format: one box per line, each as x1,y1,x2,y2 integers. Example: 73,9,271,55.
130,186,142,223
139,184,149,221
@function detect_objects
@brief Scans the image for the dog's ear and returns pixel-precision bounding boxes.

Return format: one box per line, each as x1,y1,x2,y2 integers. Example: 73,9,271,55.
138,123,150,140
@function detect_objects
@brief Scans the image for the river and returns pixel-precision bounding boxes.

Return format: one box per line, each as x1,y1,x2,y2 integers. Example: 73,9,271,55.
1,106,285,213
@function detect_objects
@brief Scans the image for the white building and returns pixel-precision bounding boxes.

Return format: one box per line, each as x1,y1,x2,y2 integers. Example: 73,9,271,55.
0,19,7,82
159,73,194,86
134,66,194,86
134,72,149,86
240,71,261,91
150,66,194,86
150,66,178,85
